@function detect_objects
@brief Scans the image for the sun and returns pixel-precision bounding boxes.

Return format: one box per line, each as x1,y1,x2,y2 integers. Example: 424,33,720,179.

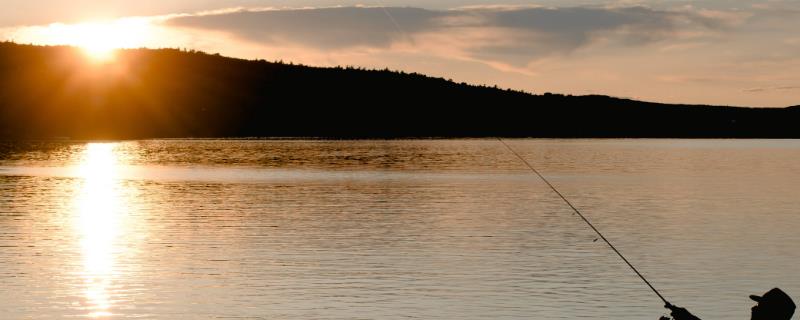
74,23,119,61
42,18,152,62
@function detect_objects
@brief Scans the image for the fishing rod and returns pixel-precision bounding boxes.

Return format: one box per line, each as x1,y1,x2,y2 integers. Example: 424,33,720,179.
370,4,671,306
498,138,670,306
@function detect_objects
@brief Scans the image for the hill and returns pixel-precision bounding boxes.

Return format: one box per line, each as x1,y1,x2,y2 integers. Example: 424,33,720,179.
1,42,798,139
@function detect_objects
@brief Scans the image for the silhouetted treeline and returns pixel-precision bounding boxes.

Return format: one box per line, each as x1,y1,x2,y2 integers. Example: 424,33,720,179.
1,42,798,139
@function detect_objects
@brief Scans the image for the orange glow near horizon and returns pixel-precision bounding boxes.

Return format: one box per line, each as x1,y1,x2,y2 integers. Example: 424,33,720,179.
27,18,153,62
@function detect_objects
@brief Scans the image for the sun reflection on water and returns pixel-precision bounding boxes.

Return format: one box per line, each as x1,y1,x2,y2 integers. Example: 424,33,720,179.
73,143,124,318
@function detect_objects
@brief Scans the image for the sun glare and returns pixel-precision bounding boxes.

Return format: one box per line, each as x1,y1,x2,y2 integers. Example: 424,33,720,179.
42,19,152,62
73,143,129,318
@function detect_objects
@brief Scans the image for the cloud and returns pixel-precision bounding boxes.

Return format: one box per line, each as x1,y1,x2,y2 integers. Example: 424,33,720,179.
167,7,445,49
450,6,716,66
745,86,800,93
164,5,731,69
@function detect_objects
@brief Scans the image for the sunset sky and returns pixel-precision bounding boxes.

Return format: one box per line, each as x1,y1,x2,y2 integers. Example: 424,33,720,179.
2,0,798,107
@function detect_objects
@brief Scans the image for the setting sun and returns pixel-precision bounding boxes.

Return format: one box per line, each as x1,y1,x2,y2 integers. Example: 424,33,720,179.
73,23,121,61
33,18,152,61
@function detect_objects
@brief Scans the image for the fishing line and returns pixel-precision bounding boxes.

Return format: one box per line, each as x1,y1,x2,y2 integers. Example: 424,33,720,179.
372,2,670,306
498,138,670,305
375,3,415,47
380,7,405,37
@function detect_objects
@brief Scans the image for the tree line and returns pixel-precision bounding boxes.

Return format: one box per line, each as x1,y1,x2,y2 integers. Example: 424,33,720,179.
1,42,798,139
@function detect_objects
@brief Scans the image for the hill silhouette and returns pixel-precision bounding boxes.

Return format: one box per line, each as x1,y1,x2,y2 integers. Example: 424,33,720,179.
1,42,798,139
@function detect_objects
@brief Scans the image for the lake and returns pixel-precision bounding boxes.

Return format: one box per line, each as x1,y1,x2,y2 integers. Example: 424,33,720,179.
1,139,799,319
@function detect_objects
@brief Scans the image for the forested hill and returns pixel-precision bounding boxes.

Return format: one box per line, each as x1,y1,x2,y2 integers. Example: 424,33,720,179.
1,42,798,139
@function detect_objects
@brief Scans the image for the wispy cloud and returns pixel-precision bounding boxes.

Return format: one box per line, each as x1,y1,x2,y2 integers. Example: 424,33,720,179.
165,5,732,68
745,86,800,93
167,7,445,49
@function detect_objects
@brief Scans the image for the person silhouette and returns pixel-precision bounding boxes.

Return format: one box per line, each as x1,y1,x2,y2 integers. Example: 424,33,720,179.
664,288,796,320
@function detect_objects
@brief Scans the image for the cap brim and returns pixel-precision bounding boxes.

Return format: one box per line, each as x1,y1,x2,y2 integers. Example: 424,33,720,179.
750,295,763,302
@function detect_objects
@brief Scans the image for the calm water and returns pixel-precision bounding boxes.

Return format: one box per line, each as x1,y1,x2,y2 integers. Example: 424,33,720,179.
1,139,799,319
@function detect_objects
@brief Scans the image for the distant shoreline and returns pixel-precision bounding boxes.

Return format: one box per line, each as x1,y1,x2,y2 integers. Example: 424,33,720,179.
2,42,799,139
4,137,800,143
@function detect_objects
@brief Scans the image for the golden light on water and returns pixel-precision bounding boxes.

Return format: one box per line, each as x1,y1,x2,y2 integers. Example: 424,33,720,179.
74,143,124,317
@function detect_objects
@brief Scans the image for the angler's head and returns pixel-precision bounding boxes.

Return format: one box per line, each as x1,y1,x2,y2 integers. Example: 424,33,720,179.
750,288,795,320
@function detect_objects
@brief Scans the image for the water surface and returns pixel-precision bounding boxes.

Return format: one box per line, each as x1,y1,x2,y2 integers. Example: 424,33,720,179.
1,139,799,319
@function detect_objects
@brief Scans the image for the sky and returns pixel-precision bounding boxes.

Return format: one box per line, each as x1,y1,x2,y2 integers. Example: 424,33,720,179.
1,0,798,107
